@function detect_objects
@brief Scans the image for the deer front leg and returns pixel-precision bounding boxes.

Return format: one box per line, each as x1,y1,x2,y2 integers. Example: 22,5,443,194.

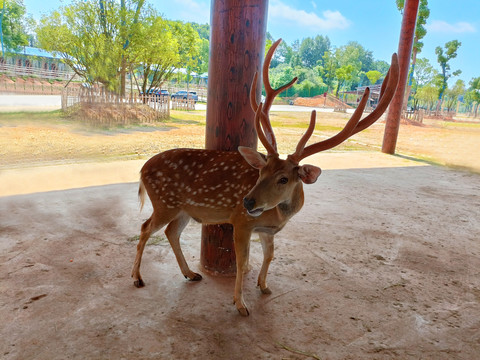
233,227,252,316
257,232,274,295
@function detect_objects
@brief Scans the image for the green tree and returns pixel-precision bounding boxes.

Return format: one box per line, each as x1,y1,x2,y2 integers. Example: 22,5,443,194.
413,57,435,86
278,40,294,67
415,84,437,111
189,22,209,40
188,22,209,76
466,77,480,117
372,59,389,75
192,37,209,75
37,0,147,92
320,50,338,93
408,58,436,110
299,35,330,68
128,17,199,95
119,0,146,95
342,41,373,86
435,40,462,112
289,39,301,67
366,70,381,85
443,79,465,112
334,41,372,91
335,64,355,98
268,63,297,97
334,42,365,96
1,0,29,55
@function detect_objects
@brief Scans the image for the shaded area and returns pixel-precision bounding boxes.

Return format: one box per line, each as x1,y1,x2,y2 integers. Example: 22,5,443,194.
1,164,479,359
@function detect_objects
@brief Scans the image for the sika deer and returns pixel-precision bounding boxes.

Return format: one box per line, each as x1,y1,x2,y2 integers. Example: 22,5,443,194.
131,39,399,316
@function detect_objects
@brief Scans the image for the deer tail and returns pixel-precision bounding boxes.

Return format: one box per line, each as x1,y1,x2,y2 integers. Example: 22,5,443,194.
138,177,146,212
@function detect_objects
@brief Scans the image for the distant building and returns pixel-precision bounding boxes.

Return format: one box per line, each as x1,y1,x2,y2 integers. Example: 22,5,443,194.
0,46,74,80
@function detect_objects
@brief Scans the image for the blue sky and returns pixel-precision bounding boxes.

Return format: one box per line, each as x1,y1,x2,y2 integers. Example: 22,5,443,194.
23,0,479,85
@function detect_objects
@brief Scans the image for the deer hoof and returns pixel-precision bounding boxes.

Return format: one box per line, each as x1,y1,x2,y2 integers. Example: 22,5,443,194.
192,273,203,281
185,273,203,281
134,279,145,288
234,298,250,316
260,287,272,295
237,306,250,317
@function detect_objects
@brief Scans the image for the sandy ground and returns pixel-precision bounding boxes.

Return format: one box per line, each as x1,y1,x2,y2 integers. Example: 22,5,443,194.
1,151,480,359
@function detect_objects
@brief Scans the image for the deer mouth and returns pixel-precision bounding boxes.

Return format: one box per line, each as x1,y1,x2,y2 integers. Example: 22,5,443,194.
247,208,264,217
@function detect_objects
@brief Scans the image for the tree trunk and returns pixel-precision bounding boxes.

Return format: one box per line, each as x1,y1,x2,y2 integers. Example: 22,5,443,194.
120,56,126,96
382,0,419,155
402,42,418,115
201,0,268,276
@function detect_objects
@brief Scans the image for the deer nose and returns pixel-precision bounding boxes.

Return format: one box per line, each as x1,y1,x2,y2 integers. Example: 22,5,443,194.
243,197,256,211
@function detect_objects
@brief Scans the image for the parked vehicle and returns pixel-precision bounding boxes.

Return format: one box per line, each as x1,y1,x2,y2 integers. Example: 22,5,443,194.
171,90,198,103
140,88,169,101
155,89,169,99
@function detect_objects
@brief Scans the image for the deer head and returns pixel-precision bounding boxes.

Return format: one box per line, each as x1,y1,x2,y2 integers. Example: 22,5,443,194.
239,39,399,217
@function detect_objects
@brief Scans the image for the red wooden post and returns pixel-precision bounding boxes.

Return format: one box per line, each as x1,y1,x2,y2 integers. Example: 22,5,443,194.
382,0,419,154
201,0,268,275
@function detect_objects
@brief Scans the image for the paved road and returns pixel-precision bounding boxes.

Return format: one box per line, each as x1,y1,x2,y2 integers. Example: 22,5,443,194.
0,94,62,112
0,94,353,114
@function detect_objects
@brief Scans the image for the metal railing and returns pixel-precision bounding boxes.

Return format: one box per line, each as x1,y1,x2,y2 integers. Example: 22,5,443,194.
0,62,76,81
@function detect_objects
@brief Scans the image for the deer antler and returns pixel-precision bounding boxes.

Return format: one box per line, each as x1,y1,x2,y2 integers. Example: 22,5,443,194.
250,38,297,154
289,53,399,163
253,102,277,156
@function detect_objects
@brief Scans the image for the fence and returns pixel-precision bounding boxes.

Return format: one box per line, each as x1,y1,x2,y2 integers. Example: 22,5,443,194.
62,87,170,125
0,76,76,95
171,98,196,110
404,109,425,123
0,62,75,81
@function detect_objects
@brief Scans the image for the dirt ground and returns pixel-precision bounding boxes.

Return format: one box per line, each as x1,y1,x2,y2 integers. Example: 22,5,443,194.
1,108,479,172
1,110,480,359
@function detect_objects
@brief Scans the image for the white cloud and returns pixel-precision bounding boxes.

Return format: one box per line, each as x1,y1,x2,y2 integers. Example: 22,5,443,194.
270,0,351,31
311,1,317,9
427,20,476,34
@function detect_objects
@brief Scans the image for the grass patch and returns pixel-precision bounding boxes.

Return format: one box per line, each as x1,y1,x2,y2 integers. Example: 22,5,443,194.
167,110,206,125
269,111,352,132
443,121,480,130
270,120,343,132
0,110,65,124
127,234,167,246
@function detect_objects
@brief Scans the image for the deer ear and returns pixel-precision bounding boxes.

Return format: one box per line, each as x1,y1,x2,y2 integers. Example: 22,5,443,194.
238,146,267,169
298,164,321,184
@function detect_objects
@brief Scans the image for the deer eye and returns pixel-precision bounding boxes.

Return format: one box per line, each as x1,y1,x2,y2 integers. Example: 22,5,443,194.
278,177,289,184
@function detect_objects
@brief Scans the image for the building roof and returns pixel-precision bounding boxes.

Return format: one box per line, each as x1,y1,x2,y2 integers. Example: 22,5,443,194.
13,46,60,59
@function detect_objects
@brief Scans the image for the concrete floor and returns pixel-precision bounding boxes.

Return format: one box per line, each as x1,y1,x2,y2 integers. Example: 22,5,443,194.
1,153,479,359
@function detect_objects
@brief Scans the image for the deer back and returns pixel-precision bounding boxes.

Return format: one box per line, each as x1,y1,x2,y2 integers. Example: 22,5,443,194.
141,148,258,222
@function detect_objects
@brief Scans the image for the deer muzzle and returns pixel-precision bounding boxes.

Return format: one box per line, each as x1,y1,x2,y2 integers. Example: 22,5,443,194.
243,197,264,217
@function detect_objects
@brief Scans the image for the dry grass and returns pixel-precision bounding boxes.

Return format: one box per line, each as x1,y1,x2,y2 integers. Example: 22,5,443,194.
1,109,479,172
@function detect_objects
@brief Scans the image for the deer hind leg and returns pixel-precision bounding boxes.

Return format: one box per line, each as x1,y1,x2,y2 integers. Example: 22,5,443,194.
257,232,274,295
164,212,202,281
233,226,253,316
131,209,178,288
